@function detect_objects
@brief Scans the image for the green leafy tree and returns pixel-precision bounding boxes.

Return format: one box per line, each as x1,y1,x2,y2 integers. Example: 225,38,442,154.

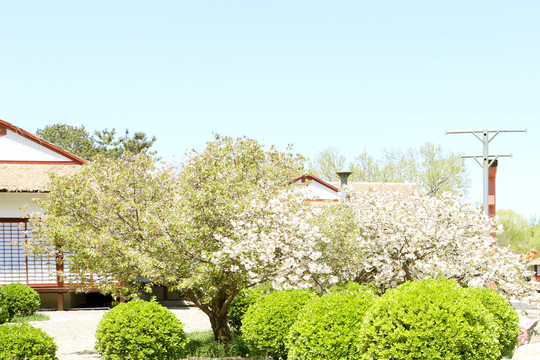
36,124,156,159
94,128,156,158
496,209,530,252
306,147,345,181
530,217,540,251
309,143,470,197
169,135,315,343
28,154,179,299
496,210,540,253
29,135,318,344
36,124,96,159
404,143,470,197
350,149,406,183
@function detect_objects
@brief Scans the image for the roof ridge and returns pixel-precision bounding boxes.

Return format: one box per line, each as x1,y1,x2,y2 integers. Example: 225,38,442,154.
0,119,86,165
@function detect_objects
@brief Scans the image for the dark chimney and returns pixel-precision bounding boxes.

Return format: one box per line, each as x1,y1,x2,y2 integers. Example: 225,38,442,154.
336,171,352,202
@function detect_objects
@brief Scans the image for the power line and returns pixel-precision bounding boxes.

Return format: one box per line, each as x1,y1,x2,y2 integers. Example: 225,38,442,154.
445,129,527,215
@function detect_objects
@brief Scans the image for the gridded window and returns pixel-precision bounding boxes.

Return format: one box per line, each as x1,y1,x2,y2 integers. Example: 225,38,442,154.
0,219,57,286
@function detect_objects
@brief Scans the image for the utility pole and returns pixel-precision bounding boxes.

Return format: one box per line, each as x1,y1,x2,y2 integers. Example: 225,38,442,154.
445,129,527,215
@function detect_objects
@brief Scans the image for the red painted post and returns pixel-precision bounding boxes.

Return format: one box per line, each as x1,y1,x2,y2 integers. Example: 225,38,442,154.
488,160,497,217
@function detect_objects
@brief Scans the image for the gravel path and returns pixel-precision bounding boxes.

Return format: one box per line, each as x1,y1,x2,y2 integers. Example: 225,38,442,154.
30,307,211,360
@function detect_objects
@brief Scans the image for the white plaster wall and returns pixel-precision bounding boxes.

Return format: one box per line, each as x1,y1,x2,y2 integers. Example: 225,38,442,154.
0,193,45,217
0,129,69,162
308,181,340,200
290,180,340,200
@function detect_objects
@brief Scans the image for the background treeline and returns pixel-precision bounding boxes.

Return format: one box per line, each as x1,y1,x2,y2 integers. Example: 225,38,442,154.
37,123,537,254
496,210,540,254
36,124,156,160
307,144,470,198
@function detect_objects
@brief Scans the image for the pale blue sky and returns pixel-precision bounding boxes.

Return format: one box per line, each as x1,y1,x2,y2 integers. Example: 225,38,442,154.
1,1,538,219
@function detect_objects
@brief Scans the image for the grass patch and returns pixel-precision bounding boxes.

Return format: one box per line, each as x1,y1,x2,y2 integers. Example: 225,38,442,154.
10,313,50,323
183,330,253,358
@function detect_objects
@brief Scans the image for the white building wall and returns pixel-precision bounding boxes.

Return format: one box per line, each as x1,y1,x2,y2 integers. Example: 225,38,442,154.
0,129,70,162
0,193,45,218
290,180,340,201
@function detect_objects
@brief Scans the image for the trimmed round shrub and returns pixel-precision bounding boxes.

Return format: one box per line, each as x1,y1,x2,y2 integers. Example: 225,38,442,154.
228,284,273,331
241,289,316,358
466,286,520,358
4,283,41,319
0,323,58,359
287,283,378,360
0,286,9,324
328,281,379,294
95,299,187,360
358,278,501,360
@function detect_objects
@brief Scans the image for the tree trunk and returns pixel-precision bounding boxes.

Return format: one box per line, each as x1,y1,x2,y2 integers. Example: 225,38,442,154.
403,262,413,282
208,286,237,343
208,310,232,343
185,287,237,344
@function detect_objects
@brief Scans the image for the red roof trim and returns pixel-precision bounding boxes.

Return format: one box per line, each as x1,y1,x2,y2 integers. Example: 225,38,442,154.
0,160,82,165
0,190,47,193
289,174,340,193
0,119,86,165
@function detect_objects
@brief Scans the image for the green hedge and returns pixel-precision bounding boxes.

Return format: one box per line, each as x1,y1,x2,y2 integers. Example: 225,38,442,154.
228,284,273,332
0,287,8,325
466,286,520,358
241,289,315,358
287,283,378,360
4,283,41,319
0,323,57,359
358,278,501,360
95,300,187,360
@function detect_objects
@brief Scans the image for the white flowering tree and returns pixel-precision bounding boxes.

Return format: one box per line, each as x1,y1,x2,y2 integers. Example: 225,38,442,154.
319,189,539,300
30,135,332,343
213,192,336,292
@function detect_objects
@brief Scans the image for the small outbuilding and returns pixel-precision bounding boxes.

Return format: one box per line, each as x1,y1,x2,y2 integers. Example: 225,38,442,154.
0,119,181,309
528,258,540,282
289,174,418,202
0,119,85,309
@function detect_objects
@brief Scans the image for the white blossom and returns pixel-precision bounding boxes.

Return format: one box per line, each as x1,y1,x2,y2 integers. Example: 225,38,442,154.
319,189,540,300
211,190,335,291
